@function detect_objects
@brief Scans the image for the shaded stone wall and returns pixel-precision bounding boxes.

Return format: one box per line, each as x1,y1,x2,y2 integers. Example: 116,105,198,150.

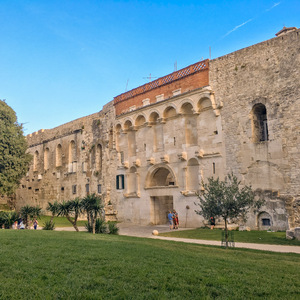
16,101,118,220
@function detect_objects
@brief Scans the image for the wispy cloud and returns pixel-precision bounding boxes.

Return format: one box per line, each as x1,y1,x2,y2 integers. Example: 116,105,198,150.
222,19,253,38
221,2,281,39
266,2,281,11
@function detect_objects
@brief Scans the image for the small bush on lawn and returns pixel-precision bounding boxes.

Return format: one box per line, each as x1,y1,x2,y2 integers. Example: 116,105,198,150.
42,220,55,230
85,219,119,234
108,221,119,235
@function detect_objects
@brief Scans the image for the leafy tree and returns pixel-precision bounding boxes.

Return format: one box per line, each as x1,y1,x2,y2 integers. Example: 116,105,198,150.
81,194,104,234
57,199,82,232
195,173,264,248
0,100,32,198
46,201,60,225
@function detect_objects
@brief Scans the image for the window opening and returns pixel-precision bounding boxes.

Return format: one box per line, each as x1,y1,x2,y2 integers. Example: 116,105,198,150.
116,174,125,190
72,185,77,194
252,104,269,142
262,218,271,226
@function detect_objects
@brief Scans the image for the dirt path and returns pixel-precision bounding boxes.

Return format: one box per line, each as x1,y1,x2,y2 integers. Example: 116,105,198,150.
54,223,300,254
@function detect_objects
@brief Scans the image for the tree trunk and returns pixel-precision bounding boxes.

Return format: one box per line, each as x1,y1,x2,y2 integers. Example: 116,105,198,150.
66,215,79,232
224,218,228,249
50,215,54,225
91,215,95,235
25,216,29,229
87,212,91,227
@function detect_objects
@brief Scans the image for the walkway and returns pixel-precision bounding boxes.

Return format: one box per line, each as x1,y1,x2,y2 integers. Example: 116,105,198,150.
118,223,300,254
53,223,300,254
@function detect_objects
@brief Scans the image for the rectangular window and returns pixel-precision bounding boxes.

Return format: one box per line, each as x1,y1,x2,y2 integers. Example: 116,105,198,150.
72,185,77,194
97,184,102,194
116,174,125,190
86,184,90,194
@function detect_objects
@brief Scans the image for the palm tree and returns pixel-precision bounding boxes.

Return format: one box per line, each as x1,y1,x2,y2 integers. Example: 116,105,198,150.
31,206,42,220
46,201,60,225
20,205,33,229
57,199,82,232
81,194,104,234
0,211,18,229
20,205,41,229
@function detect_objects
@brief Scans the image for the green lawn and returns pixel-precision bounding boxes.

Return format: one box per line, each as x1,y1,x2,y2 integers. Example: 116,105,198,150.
38,215,87,228
160,228,300,246
0,230,299,299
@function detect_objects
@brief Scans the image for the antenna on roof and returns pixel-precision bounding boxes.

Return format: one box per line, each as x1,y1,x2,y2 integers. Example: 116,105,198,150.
143,73,157,82
125,79,129,92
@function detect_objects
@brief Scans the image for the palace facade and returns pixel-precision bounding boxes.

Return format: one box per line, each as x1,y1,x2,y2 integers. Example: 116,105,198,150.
15,27,300,230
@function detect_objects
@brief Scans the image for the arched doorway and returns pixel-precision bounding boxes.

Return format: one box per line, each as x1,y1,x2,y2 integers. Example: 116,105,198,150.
146,166,177,225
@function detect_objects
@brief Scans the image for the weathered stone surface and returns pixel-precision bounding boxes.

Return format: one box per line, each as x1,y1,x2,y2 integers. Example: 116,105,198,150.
286,230,295,240
294,227,300,241
12,28,300,230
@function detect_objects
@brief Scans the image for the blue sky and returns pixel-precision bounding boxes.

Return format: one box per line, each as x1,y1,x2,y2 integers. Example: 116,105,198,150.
1,0,299,134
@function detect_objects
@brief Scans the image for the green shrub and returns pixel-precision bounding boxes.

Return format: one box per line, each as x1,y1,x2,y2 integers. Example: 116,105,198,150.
0,211,18,229
42,220,55,230
85,218,107,234
108,221,119,235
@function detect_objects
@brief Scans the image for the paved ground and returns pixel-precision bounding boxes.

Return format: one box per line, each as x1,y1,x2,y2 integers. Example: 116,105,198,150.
55,223,300,254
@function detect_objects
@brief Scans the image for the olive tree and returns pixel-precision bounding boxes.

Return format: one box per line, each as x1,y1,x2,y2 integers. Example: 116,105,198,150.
195,173,264,248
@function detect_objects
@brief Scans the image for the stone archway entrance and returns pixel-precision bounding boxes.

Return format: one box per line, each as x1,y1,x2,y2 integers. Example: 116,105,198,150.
150,196,173,225
146,165,177,225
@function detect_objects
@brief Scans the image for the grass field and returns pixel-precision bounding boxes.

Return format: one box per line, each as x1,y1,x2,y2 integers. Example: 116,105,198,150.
38,215,87,228
160,228,300,246
0,230,299,299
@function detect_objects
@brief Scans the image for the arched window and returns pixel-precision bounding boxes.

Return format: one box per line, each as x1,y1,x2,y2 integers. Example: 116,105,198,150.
186,158,199,191
96,144,102,173
56,144,62,167
163,106,176,119
251,104,269,142
127,166,138,195
115,124,122,152
258,212,272,230
44,148,49,170
135,115,146,127
68,141,76,173
181,102,197,145
149,111,164,152
33,150,39,172
149,167,176,187
124,120,136,156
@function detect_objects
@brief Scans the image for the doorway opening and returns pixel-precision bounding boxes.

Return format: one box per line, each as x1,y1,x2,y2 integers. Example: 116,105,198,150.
150,196,173,225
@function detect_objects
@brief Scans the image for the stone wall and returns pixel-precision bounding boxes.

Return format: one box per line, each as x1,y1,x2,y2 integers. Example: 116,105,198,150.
12,28,300,230
210,28,300,229
16,101,118,220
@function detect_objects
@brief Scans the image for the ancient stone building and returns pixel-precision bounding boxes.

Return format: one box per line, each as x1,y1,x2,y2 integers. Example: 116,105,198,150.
15,27,300,230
